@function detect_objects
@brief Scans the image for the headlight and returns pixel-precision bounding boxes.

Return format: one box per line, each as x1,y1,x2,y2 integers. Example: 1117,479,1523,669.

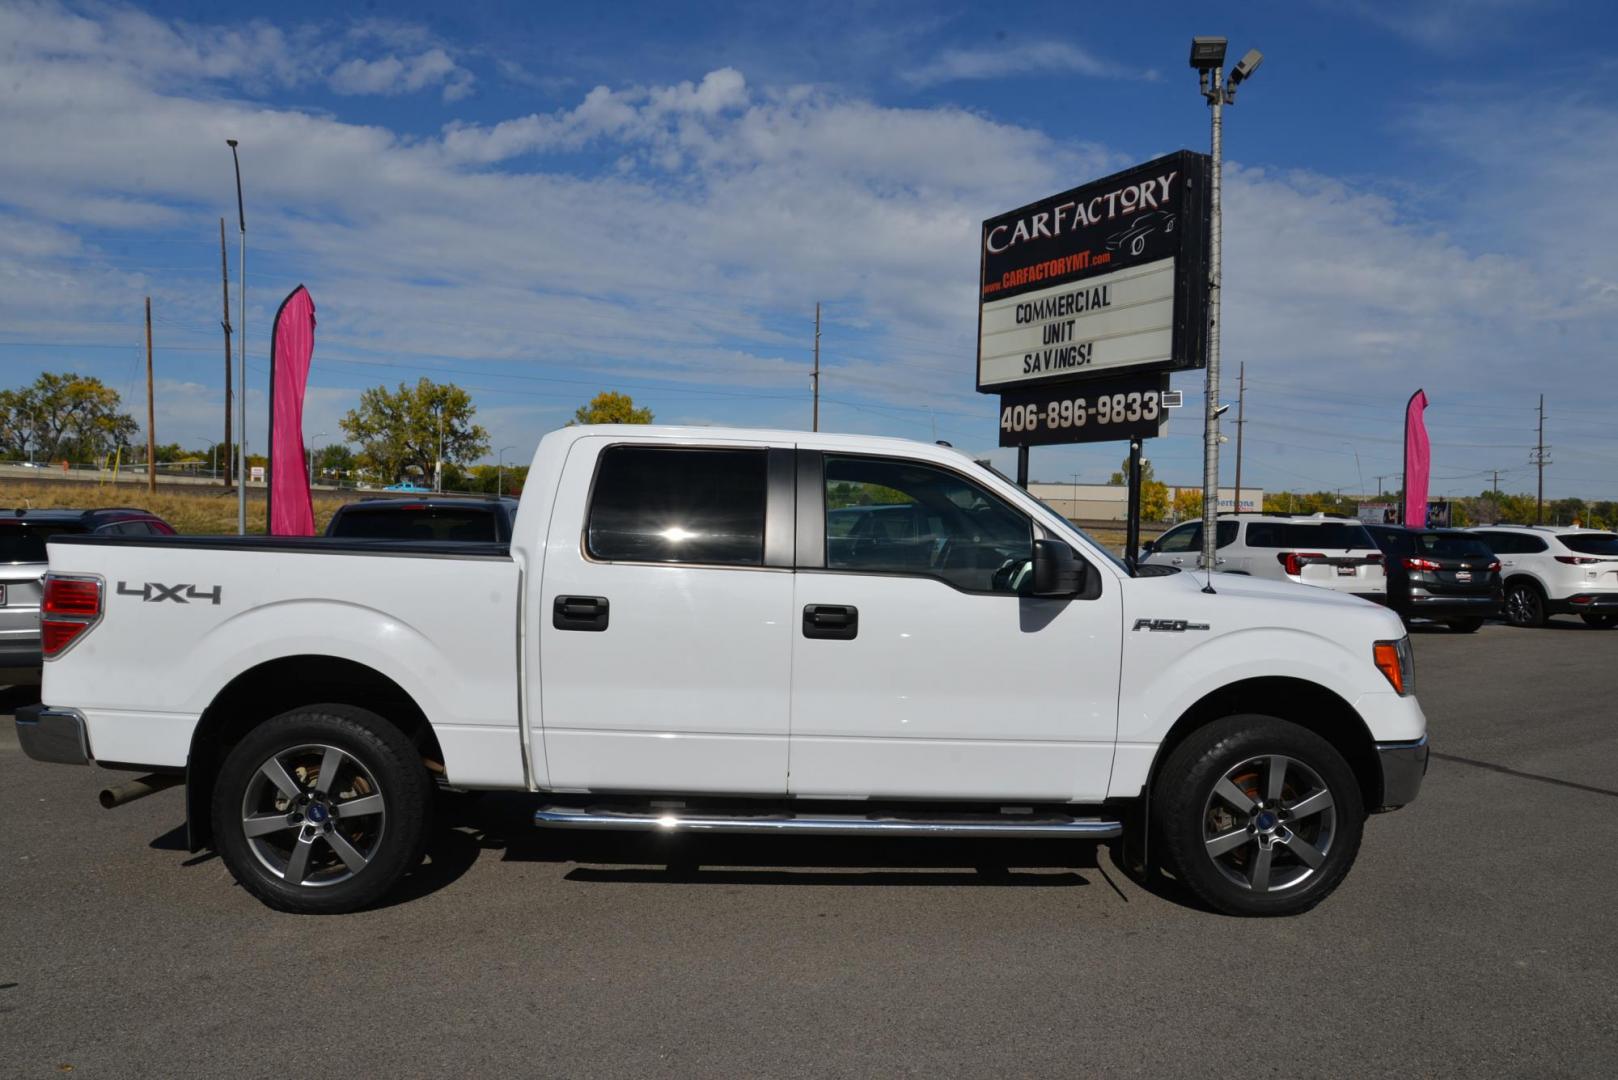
1373,636,1414,696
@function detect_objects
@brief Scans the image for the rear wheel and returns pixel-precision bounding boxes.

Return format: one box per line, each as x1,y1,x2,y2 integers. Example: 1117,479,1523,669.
1582,613,1617,629
1154,715,1364,917
1504,581,1547,628
1448,617,1485,633
211,704,431,914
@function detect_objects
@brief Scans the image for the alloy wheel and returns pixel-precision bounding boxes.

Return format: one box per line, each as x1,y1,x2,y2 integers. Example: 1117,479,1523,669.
240,743,387,887
1202,754,1337,893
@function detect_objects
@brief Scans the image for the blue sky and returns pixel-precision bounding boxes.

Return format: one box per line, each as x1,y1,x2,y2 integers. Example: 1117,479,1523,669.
3,0,1616,498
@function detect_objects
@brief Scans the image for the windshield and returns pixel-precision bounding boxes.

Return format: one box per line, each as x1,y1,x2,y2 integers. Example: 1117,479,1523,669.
0,522,84,563
1562,533,1618,557
971,459,1131,573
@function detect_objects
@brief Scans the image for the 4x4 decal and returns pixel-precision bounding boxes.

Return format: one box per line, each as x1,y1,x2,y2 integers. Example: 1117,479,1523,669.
117,581,222,605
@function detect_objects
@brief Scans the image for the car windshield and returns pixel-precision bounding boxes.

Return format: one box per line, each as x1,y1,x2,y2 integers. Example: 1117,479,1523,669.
0,522,84,563
1561,533,1618,556
329,506,497,541
1415,533,1493,558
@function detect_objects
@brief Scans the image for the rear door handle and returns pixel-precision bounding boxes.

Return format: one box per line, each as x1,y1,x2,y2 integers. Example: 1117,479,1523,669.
553,595,609,632
803,604,858,640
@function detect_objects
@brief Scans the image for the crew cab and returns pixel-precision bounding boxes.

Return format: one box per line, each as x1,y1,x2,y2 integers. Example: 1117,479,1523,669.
16,426,1428,917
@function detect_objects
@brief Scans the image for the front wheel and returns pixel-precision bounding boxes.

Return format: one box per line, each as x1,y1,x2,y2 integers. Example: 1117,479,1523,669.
211,704,432,914
1583,613,1617,629
1154,716,1365,917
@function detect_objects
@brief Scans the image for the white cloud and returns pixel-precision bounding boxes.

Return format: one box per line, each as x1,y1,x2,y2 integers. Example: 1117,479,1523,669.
901,41,1152,87
329,48,474,102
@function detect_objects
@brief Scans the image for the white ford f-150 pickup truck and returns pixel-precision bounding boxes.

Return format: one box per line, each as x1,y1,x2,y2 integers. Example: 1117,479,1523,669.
17,425,1427,916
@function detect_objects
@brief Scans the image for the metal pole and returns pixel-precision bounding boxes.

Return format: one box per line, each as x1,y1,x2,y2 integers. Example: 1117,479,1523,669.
497,445,514,496
1199,66,1223,591
220,218,232,489
1126,436,1143,572
228,139,247,534
1536,394,1545,525
1232,361,1245,514
1016,445,1030,489
812,302,821,432
145,297,156,495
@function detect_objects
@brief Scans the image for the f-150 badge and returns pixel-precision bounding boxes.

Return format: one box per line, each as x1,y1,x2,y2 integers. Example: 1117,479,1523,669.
1133,618,1210,632
117,581,222,605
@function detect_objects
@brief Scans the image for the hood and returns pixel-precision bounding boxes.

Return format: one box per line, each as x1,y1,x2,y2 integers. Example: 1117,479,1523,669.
1127,566,1406,647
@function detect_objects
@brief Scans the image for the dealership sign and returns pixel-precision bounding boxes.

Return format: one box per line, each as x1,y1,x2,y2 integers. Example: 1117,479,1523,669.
977,150,1211,394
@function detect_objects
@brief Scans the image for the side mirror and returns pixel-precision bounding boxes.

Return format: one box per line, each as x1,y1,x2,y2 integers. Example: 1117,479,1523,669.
1141,540,1157,554
1031,539,1086,597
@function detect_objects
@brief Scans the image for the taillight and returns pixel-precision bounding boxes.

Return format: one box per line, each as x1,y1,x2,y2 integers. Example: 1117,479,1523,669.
41,573,103,658
1555,555,1599,565
1487,560,1501,572
1278,552,1326,576
1403,557,1441,571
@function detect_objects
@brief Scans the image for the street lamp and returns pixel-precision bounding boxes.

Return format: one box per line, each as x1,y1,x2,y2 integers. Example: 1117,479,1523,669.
226,138,247,535
308,432,328,487
1190,36,1263,587
497,445,515,497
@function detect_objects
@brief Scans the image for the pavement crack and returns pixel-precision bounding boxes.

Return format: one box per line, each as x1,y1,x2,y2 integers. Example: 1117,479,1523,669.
1431,751,1618,799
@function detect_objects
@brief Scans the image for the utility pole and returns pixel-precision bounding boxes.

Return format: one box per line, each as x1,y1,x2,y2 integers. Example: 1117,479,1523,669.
145,297,156,495
811,302,821,432
219,217,232,489
1232,361,1246,513
1532,395,1550,524
227,139,247,534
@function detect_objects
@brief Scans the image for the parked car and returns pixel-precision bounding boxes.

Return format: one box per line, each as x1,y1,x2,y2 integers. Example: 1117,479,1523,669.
1468,524,1618,628
1139,513,1387,603
1364,525,1502,631
17,426,1426,918
1,508,175,684
325,496,518,542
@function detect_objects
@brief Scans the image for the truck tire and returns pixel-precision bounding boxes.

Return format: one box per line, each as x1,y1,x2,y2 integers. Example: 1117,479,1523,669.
1504,581,1547,628
211,704,432,914
1154,715,1364,917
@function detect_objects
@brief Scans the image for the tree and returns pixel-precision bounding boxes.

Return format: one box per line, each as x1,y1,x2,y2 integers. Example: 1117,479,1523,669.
570,391,653,426
1107,456,1168,522
340,378,490,484
0,372,137,462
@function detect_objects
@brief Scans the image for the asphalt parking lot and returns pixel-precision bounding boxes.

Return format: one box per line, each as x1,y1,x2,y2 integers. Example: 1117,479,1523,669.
4,620,1617,1078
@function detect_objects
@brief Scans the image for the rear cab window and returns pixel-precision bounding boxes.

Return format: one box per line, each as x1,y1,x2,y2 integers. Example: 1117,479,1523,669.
587,445,767,565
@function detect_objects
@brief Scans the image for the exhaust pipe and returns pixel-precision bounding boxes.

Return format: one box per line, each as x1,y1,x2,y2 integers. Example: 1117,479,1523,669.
99,773,183,809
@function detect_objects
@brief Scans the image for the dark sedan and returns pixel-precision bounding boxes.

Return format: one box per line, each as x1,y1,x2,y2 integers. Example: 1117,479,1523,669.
1365,524,1502,632
325,496,518,542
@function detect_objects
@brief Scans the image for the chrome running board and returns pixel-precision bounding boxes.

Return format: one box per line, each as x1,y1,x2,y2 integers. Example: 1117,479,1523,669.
534,804,1122,839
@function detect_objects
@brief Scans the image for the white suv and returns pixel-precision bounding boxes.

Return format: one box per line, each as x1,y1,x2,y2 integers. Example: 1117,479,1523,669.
1140,514,1387,602
1468,525,1618,628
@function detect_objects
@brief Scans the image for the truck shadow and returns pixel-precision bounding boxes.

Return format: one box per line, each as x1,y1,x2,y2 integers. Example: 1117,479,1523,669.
438,792,1107,892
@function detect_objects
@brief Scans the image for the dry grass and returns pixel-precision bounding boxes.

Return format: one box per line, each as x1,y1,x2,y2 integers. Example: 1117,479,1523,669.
4,479,360,535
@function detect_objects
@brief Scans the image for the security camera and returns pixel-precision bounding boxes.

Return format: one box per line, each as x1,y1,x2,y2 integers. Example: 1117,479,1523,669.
1228,49,1263,86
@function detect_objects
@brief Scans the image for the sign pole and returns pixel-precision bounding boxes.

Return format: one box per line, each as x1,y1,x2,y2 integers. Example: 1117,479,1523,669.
1126,436,1143,571
1015,445,1030,489
1199,66,1223,591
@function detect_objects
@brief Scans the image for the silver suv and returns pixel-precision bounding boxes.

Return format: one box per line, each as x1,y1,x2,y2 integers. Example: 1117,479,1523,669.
1140,513,1387,602
1468,524,1618,628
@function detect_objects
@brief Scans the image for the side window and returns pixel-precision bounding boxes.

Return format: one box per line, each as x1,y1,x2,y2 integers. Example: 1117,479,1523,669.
1155,523,1200,553
94,522,129,535
586,446,767,566
824,456,1032,593
1216,521,1239,548
1244,522,1282,547
1520,535,1548,554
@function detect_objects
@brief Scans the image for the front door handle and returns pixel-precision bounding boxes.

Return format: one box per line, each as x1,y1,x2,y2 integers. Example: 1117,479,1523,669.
553,595,609,631
803,604,858,640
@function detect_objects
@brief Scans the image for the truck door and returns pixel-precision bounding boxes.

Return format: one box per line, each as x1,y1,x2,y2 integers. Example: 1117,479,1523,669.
537,437,796,794
789,451,1122,802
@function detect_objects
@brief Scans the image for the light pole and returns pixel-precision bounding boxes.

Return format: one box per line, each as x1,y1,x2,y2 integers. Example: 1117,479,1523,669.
227,138,247,534
1190,36,1262,588
308,432,328,487
497,445,515,497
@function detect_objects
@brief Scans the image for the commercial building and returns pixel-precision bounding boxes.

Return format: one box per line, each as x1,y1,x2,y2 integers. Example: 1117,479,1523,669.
1028,483,1263,523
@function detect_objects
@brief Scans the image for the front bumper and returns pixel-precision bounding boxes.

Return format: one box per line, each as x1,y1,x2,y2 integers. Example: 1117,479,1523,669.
14,704,91,765
1374,734,1428,810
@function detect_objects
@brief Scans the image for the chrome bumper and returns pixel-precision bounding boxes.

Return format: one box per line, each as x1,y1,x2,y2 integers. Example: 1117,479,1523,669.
14,705,91,765
1375,734,1428,810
